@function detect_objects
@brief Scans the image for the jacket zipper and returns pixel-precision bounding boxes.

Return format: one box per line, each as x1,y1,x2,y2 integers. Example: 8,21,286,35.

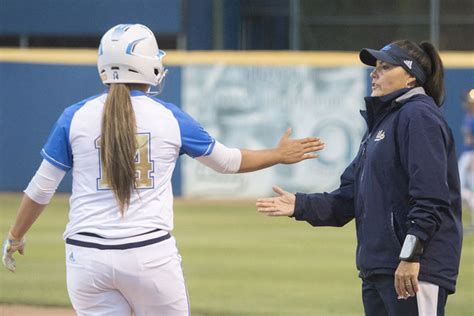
358,108,394,188
356,109,395,276
359,136,370,184
356,136,369,278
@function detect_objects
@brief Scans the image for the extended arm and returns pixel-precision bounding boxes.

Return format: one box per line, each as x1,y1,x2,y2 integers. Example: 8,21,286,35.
257,157,357,227
197,128,324,174
238,128,324,172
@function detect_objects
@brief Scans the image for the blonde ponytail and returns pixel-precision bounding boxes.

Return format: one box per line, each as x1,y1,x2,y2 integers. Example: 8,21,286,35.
101,83,137,214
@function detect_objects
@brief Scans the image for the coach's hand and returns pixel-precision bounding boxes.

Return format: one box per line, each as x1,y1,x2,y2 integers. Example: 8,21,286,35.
395,261,420,299
2,233,25,272
257,185,296,217
277,128,324,164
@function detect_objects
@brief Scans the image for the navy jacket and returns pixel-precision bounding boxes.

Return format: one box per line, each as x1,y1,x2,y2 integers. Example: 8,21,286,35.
294,87,462,293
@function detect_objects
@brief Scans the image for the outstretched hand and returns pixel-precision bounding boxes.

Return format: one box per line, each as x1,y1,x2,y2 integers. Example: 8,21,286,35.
256,185,296,217
2,233,25,273
277,128,324,164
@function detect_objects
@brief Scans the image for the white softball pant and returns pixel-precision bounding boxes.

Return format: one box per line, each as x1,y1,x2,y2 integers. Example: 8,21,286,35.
65,234,190,316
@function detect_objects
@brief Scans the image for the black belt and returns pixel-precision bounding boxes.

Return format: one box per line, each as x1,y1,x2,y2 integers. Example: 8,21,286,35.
66,230,171,250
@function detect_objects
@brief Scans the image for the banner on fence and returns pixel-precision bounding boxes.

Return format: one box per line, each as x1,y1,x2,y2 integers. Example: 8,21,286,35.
182,65,366,197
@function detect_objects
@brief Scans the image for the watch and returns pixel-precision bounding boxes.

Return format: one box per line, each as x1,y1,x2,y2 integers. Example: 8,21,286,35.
399,234,423,262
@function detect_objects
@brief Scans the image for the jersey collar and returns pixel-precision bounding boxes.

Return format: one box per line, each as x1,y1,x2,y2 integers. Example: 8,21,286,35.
130,90,147,96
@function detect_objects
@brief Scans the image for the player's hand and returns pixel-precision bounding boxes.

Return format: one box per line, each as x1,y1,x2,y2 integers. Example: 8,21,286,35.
257,185,296,217
2,233,25,273
394,261,420,299
276,127,324,164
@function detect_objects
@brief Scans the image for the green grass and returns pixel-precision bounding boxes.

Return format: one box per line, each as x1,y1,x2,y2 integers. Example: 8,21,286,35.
0,193,473,315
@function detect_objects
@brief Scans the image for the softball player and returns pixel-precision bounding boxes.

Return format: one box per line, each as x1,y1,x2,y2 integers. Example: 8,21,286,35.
2,24,324,315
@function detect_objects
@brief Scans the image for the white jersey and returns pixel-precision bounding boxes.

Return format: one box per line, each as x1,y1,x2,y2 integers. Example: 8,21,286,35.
41,90,215,239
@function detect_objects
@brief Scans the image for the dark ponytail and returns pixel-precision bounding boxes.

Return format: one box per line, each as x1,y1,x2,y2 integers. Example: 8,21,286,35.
393,40,445,106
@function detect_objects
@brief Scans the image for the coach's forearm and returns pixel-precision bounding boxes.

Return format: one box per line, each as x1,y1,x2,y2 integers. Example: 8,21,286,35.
9,194,47,240
238,149,282,173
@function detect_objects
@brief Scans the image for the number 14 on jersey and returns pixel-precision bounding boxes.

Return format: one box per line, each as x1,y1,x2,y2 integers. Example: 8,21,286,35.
95,133,154,190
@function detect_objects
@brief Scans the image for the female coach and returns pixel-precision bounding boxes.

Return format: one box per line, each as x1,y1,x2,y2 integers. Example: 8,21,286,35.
257,40,462,316
2,24,324,315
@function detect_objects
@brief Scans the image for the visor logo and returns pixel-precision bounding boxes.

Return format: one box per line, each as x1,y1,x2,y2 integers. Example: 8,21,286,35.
403,60,413,69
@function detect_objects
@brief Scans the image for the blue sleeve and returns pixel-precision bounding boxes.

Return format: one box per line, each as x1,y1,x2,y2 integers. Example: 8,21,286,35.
293,155,357,227
41,107,77,172
398,105,450,243
469,116,474,135
158,100,215,158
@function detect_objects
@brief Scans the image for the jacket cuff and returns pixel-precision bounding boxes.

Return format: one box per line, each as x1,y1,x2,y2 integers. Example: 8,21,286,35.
292,193,306,219
406,226,429,245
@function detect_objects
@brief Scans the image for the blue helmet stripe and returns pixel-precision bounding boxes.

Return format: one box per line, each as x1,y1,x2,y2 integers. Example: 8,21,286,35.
158,49,166,59
126,37,147,55
111,24,132,41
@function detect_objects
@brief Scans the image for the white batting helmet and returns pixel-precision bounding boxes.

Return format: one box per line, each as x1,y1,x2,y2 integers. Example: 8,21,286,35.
97,24,167,86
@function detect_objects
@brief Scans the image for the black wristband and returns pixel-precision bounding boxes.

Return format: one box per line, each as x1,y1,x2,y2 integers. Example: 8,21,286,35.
399,234,423,262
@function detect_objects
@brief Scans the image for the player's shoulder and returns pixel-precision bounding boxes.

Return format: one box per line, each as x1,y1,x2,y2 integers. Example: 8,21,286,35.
146,95,195,122
146,95,180,112
58,93,105,125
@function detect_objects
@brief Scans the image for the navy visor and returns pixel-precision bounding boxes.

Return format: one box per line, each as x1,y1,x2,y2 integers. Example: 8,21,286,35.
360,44,427,85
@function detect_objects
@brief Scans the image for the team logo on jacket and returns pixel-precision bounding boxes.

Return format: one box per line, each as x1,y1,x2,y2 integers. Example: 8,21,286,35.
374,130,385,142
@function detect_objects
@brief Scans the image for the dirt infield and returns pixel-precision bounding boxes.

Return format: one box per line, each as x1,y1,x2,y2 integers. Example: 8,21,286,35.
0,305,75,316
